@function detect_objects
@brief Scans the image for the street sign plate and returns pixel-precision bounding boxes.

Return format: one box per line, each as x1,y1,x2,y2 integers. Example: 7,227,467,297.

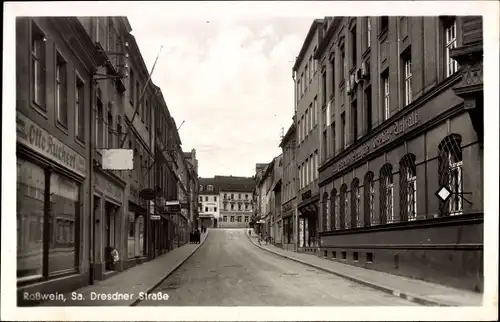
435,186,452,202
150,215,160,220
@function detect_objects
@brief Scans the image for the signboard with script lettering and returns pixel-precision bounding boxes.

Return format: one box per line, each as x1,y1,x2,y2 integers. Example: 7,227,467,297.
16,112,86,177
321,110,420,181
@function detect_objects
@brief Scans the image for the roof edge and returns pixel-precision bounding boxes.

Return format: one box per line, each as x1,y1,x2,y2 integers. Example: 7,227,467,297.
293,19,324,72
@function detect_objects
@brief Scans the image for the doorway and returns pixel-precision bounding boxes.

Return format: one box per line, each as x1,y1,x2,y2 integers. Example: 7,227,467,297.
104,202,116,271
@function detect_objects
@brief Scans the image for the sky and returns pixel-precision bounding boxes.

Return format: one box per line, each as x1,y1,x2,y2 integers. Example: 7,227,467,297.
128,16,313,178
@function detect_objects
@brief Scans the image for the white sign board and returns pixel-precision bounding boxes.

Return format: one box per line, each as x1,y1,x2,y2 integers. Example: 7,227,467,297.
101,149,133,170
150,215,160,220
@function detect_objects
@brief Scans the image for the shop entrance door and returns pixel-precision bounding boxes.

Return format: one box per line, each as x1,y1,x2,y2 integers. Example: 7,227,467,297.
104,202,116,271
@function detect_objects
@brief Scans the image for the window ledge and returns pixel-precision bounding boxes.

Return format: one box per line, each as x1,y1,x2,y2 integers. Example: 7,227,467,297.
56,121,69,135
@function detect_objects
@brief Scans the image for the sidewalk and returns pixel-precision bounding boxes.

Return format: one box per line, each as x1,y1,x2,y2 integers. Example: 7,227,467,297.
38,231,209,306
246,230,483,307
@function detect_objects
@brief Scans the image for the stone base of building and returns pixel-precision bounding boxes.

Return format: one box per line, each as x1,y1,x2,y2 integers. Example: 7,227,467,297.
319,213,483,293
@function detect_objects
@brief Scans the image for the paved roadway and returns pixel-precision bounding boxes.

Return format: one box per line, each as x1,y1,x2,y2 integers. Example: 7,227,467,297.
137,229,418,306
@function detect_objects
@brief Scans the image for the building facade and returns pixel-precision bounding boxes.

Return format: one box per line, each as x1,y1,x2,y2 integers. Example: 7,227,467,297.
16,16,196,304
279,123,297,251
315,16,483,292
16,17,98,302
269,154,284,245
218,177,254,229
293,19,324,253
198,179,220,229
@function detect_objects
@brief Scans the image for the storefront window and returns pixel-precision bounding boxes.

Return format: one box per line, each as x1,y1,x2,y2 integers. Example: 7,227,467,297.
48,172,79,275
17,159,45,280
128,212,135,259
137,216,144,257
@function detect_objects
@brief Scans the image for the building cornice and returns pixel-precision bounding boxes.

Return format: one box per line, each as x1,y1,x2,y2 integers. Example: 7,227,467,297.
293,19,324,72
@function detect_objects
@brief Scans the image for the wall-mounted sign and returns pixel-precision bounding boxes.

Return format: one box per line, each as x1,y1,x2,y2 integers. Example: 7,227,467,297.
16,112,86,177
326,110,420,178
165,200,181,213
95,173,123,202
301,190,312,201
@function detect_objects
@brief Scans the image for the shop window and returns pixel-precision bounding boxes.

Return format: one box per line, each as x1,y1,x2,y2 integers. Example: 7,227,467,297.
366,252,373,263
364,172,375,226
230,216,235,222
330,188,337,230
353,252,359,261
127,213,135,259
380,164,394,224
438,134,463,216
399,154,417,221
332,251,337,259
342,251,347,260
351,178,360,228
223,216,227,222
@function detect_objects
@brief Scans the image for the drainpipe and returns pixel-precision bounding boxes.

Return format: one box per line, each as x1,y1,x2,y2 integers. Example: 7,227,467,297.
89,74,96,284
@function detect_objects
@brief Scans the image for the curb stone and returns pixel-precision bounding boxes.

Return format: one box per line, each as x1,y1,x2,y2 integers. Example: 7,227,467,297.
130,230,210,306
245,231,454,307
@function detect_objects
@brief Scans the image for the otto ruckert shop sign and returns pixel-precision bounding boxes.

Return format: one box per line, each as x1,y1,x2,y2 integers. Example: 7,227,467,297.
16,112,86,177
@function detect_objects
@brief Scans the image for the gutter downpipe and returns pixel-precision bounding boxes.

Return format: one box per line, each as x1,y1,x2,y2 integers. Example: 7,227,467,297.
89,71,96,284
292,70,298,252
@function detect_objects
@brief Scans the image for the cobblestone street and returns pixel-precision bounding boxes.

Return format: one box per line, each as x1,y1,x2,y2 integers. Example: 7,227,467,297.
137,229,417,306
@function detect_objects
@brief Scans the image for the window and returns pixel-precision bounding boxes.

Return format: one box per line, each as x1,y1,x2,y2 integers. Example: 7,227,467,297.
330,189,337,230
351,178,360,228
380,164,394,224
313,96,318,126
330,57,336,97
367,17,372,48
207,185,213,191
199,196,203,201
230,216,235,222
339,44,345,81
309,103,313,132
351,100,358,144
305,108,309,134
341,112,347,149
300,73,304,95
56,53,67,127
438,134,463,216
382,70,390,120
351,26,357,67
200,185,204,191
400,155,417,221
145,99,149,128
298,165,301,189
322,69,327,106
364,172,375,226
309,56,313,80
129,70,135,105
298,120,301,142
365,86,372,133
231,204,234,210
314,150,319,179
322,192,329,232
96,98,103,148
205,196,208,202
205,207,208,212
380,16,389,33
403,51,412,106
223,216,227,222
116,117,122,148
238,204,242,211
237,216,242,223
301,116,305,141
214,196,217,202
313,46,318,71
31,22,45,109
445,19,458,77
75,76,85,141
224,193,227,200
331,122,336,157
297,79,301,102
107,110,113,148
135,81,140,109
231,194,234,200
305,65,308,85
339,184,347,229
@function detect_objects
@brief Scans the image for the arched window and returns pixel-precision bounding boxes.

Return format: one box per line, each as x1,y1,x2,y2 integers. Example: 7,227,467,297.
351,178,360,228
322,192,329,232
400,154,417,221
364,172,375,226
330,188,337,230
438,134,463,216
380,164,394,224
339,184,348,229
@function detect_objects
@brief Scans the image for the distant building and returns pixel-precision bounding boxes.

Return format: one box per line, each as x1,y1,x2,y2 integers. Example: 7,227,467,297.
280,123,297,251
198,178,220,229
